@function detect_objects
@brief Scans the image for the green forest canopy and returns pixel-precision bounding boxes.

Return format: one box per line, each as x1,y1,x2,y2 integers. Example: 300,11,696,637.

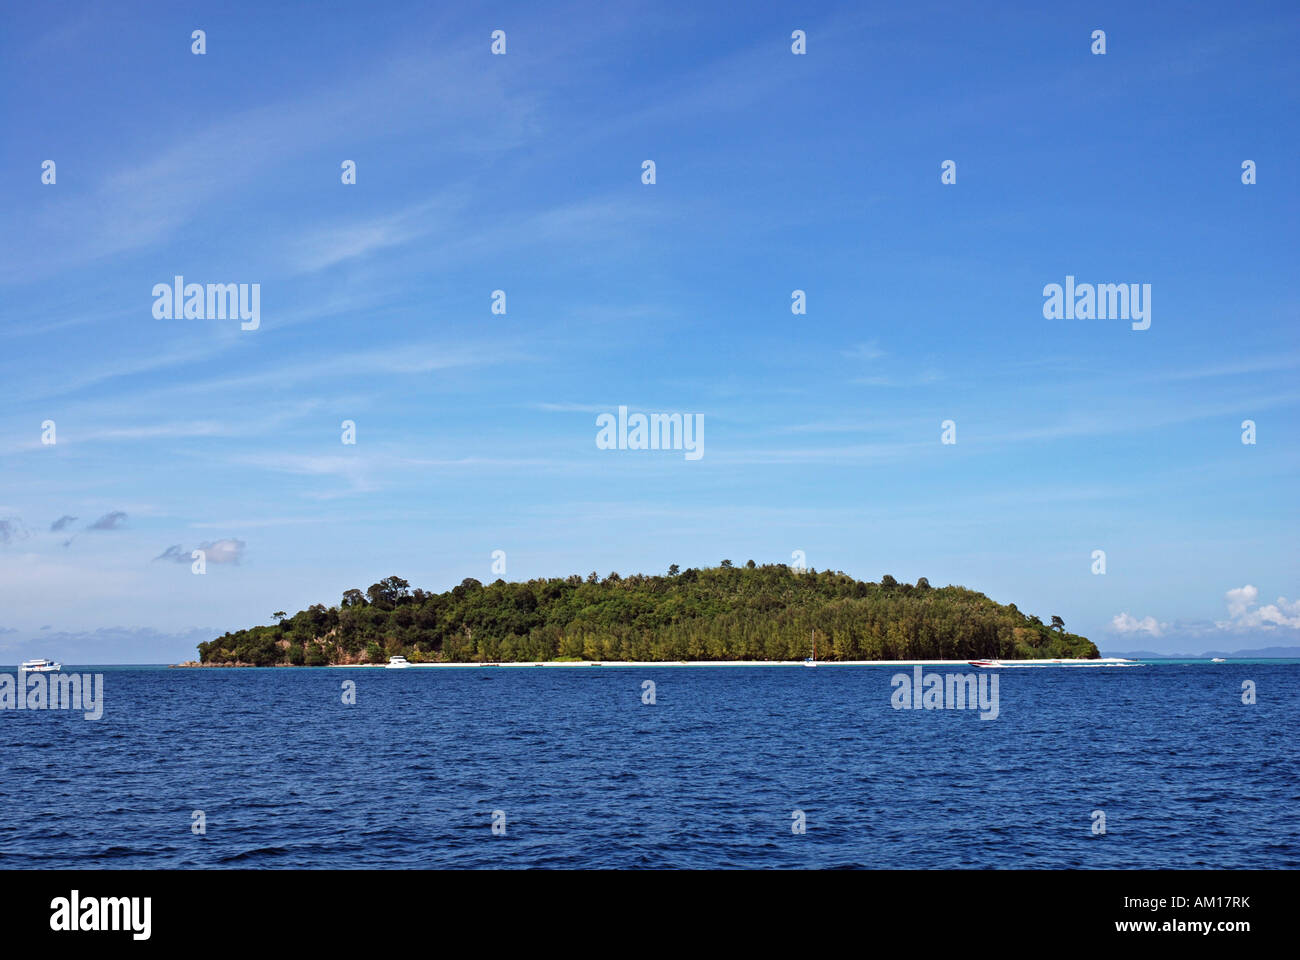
197,562,1099,665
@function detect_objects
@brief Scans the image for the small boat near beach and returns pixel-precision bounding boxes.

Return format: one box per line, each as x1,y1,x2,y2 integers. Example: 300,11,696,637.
804,630,818,667
385,656,410,669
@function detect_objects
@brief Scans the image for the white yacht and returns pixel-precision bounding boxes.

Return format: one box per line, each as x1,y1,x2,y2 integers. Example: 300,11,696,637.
803,630,818,667
385,656,411,669
20,658,62,673
1211,657,1226,663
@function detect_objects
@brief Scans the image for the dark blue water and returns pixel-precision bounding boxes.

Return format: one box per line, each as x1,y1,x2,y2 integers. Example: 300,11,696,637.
1,663,1296,868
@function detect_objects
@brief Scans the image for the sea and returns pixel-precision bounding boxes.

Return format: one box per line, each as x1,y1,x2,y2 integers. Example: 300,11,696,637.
1,661,1296,868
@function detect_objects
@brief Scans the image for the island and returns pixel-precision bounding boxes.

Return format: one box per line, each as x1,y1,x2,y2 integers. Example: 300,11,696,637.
191,562,1099,666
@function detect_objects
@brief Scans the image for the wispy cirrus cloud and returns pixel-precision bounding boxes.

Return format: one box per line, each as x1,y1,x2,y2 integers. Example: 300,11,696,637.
287,195,464,273
2,37,543,285
530,401,620,413
843,341,885,361
852,370,944,387
1148,352,1300,383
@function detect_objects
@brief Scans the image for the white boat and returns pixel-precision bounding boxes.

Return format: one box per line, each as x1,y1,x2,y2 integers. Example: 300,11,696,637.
385,656,411,669
803,630,818,667
1211,657,1226,663
20,658,61,673
968,659,1000,668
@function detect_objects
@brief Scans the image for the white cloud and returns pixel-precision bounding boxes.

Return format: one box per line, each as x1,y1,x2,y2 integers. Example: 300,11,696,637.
155,539,245,565
1224,584,1258,618
1111,612,1166,636
201,539,246,565
1218,584,1300,630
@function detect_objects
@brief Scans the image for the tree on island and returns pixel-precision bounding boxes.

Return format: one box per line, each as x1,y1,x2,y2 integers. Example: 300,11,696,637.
366,576,411,610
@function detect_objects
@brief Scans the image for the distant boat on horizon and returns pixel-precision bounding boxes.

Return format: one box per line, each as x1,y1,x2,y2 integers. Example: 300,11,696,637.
1211,657,1226,663
20,658,61,673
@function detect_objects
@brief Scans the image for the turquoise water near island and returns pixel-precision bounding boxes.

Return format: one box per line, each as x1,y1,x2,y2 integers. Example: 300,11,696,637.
1,661,1296,868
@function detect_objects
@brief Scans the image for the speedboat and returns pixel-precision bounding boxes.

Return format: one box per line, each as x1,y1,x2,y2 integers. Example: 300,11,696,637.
968,659,999,668
385,656,411,669
20,658,61,673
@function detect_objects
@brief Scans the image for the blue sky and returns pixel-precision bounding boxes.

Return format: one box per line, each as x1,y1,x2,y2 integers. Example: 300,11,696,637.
1,1,1297,661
